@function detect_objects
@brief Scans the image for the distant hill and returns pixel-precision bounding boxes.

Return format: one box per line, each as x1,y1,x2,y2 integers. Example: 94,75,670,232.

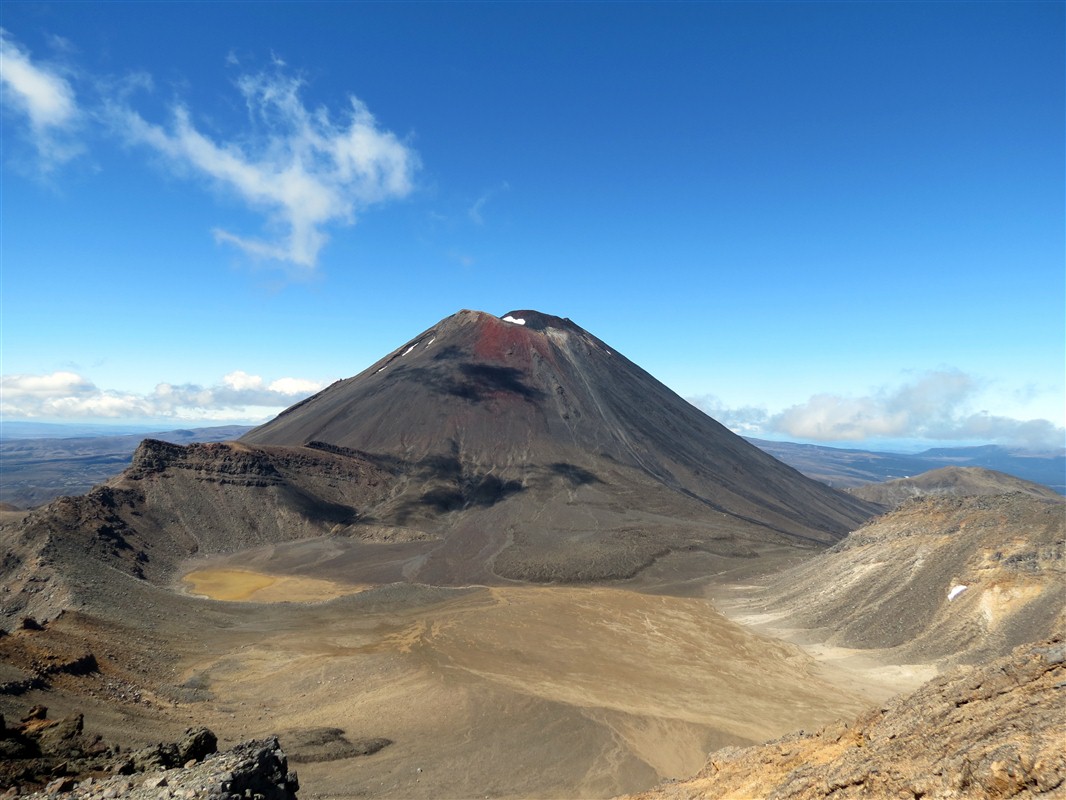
747,438,1065,495
3,424,1062,509
847,466,1063,508
0,425,253,508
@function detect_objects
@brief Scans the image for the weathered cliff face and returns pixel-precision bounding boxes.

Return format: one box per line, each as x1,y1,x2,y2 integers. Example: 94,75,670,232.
0,440,394,626
625,636,1066,800
739,493,1065,664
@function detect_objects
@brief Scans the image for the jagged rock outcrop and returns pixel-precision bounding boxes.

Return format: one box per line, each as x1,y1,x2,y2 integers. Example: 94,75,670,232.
1,706,298,800
21,737,298,800
625,636,1066,800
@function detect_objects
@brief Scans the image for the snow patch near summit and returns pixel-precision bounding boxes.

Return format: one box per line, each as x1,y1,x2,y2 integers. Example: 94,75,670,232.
402,344,418,357
502,316,526,325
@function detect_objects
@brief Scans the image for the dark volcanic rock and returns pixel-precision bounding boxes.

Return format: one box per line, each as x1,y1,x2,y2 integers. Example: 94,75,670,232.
240,309,877,583
280,727,391,763
0,708,291,799
19,736,298,800
0,706,117,791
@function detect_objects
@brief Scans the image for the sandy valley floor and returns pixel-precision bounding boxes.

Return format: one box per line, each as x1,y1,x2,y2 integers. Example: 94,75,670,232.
162,565,923,799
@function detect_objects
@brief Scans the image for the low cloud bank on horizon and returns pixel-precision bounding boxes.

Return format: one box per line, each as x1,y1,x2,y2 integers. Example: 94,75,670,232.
0,29,418,270
0,370,330,424
690,369,1065,451
2,368,1062,451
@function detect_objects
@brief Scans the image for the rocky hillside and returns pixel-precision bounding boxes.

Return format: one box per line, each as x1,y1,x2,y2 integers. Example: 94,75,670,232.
741,493,1064,664
1,311,881,623
243,310,876,553
625,635,1065,800
847,466,1063,508
0,440,394,625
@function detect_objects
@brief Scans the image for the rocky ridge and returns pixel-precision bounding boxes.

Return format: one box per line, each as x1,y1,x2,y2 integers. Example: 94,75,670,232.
0,441,394,626
626,636,1066,800
740,492,1065,663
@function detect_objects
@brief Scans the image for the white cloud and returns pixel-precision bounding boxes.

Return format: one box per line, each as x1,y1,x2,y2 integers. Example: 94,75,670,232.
1,31,418,266
690,369,1065,451
268,376,322,394
1,370,328,422
0,371,93,397
468,181,510,225
110,69,418,269
0,29,81,167
222,370,263,391
687,394,770,436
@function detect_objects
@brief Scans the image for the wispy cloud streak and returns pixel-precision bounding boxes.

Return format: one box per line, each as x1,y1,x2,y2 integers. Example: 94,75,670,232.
468,181,509,225
0,28,81,167
0,28,418,268
111,71,419,269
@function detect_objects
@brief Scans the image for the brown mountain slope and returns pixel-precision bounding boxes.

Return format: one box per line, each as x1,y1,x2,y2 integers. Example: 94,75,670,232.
238,309,875,582
847,465,1063,508
724,493,1065,664
1,310,876,624
624,635,1066,800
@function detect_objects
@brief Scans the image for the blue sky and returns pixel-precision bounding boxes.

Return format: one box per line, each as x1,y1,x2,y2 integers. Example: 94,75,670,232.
2,1,1063,451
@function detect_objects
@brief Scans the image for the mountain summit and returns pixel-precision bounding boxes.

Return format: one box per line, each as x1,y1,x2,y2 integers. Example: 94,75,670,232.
3,309,876,626
241,309,875,583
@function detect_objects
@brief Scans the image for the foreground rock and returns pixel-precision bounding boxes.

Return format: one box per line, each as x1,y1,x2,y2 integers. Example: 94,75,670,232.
20,737,297,800
0,706,298,800
0,706,226,794
626,636,1066,800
